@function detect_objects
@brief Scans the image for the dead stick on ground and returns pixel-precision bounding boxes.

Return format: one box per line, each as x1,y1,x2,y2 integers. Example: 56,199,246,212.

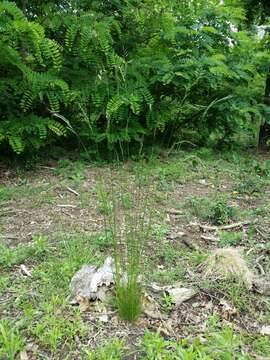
57,204,77,208
191,221,252,232
38,165,56,170
66,186,79,196
0,234,18,240
256,263,265,276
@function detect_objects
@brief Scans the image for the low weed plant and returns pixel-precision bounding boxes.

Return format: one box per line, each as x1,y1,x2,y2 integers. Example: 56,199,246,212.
235,175,263,195
185,195,237,225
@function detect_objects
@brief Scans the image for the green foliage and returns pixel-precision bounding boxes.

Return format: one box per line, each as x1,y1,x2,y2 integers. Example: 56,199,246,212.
235,174,264,195
142,327,245,359
185,195,238,225
0,2,70,153
0,320,24,360
98,177,153,322
219,231,243,246
32,298,87,353
116,277,142,322
0,235,48,269
161,293,174,313
1,0,270,154
84,338,125,360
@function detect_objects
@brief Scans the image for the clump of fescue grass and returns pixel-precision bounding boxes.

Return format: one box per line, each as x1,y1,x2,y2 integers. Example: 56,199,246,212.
97,174,153,322
116,277,142,322
204,248,255,289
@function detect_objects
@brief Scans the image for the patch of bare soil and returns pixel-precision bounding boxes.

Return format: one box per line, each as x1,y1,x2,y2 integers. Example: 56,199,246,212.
0,159,269,358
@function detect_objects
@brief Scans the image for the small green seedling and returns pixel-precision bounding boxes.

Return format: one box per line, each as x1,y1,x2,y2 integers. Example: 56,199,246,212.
0,320,24,360
162,293,174,313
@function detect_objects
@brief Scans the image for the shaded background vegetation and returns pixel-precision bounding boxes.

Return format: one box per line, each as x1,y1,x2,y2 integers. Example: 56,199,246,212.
1,0,270,157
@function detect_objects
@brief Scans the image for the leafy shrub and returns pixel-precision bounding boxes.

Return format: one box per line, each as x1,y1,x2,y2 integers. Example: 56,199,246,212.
0,2,71,154
1,1,269,155
208,196,238,225
235,175,264,195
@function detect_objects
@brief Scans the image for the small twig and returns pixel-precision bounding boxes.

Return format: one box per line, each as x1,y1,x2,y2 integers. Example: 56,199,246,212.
198,287,222,302
61,211,74,217
0,210,16,217
255,254,266,275
256,263,265,276
66,186,79,196
256,254,265,263
246,247,255,256
57,204,77,209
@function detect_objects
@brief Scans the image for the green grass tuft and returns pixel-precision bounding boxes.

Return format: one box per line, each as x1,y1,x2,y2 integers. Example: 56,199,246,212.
116,277,142,322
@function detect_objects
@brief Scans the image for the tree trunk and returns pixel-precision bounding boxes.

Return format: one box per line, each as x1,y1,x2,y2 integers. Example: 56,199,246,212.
258,73,270,149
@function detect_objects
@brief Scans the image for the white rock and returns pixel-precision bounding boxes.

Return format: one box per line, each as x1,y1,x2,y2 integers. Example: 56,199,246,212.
166,287,197,307
69,257,114,301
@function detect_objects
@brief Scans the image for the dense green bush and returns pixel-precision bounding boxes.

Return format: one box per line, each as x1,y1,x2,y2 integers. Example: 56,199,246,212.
0,0,269,155
0,2,70,154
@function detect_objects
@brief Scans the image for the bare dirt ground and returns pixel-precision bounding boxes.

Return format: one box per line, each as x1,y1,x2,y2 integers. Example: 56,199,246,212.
0,150,270,359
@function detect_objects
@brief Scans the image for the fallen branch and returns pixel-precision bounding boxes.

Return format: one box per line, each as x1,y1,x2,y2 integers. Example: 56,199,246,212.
191,221,252,232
